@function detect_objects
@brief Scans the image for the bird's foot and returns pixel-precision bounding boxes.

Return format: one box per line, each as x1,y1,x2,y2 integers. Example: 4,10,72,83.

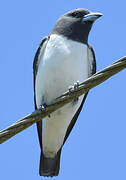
40,103,47,111
74,80,79,90
68,85,74,93
68,81,80,104
39,103,51,118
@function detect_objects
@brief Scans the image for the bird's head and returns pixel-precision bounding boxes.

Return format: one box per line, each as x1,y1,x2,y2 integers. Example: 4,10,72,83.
52,8,102,43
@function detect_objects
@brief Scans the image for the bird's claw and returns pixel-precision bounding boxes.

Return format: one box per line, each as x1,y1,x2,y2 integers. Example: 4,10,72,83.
68,81,80,104
68,85,74,93
39,103,47,112
68,80,80,92
39,103,51,118
74,80,79,89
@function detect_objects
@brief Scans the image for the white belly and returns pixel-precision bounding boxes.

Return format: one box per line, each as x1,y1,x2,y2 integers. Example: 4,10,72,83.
35,34,89,158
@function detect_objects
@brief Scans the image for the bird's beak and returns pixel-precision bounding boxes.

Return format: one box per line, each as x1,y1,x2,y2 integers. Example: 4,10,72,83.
83,12,102,22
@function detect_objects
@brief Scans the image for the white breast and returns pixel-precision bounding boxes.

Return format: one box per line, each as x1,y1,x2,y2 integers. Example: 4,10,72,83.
35,34,89,158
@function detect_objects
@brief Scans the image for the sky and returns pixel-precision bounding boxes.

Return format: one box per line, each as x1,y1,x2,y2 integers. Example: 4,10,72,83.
0,0,126,180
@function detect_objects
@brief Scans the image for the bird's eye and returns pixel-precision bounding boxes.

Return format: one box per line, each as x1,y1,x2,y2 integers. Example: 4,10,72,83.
71,12,79,17
68,12,83,18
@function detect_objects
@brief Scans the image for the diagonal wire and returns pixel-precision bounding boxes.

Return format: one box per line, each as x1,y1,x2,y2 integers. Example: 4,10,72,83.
0,56,126,144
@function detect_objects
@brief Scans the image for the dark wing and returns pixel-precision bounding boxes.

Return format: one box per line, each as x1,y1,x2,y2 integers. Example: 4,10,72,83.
33,36,49,149
87,44,96,75
63,45,96,144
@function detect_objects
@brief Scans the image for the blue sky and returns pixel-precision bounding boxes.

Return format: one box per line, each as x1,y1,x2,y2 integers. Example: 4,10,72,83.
0,0,126,179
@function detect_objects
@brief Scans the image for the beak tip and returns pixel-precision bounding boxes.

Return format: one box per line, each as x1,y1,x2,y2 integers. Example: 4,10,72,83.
91,12,103,19
83,12,103,22
97,13,103,17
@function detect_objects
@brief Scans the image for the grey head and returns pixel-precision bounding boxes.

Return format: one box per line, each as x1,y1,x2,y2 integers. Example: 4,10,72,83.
51,8,102,44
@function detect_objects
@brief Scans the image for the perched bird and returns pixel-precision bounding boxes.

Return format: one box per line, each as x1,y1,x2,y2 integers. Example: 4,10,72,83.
33,8,102,177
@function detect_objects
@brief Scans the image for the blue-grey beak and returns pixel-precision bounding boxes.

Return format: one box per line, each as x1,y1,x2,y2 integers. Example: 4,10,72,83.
83,12,102,22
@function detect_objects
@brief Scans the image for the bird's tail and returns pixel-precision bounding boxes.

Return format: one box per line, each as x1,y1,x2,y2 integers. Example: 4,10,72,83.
39,149,62,177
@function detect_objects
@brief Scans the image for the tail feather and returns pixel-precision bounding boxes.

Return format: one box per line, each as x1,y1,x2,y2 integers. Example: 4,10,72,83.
39,149,62,177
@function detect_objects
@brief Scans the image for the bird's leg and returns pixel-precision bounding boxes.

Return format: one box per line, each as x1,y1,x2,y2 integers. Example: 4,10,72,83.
68,85,74,93
73,80,79,103
40,103,47,110
68,80,80,104
39,103,51,118
74,80,79,90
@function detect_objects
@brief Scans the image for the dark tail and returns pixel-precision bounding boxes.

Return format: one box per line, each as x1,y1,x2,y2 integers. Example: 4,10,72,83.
39,149,62,177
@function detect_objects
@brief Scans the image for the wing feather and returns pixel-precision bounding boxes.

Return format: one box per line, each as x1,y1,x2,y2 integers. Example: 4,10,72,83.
33,36,49,148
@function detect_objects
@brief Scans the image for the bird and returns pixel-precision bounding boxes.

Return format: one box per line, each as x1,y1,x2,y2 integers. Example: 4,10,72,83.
33,8,102,177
